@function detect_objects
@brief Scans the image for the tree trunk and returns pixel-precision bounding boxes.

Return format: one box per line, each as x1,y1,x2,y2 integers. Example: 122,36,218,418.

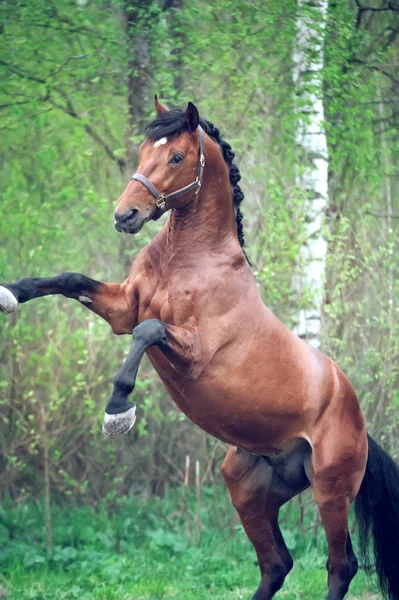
124,0,152,177
164,0,186,98
118,1,152,272
292,0,329,349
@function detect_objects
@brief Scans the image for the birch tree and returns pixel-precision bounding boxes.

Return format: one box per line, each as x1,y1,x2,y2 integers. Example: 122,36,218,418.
292,0,329,348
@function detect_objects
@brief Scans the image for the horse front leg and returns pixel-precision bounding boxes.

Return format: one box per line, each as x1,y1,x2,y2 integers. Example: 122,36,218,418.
0,273,135,334
103,319,168,436
103,318,199,436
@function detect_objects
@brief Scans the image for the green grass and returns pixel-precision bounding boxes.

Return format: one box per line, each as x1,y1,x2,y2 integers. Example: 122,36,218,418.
0,552,380,600
0,490,381,600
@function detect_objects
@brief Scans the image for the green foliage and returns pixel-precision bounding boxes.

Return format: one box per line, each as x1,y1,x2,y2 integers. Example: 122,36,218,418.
323,215,399,456
0,0,398,503
0,6,396,600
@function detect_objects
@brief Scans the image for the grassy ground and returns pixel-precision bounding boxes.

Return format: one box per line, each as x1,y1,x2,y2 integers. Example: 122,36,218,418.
0,552,380,600
0,490,381,600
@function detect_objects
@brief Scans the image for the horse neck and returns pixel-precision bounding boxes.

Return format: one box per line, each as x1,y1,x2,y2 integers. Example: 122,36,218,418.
163,162,238,261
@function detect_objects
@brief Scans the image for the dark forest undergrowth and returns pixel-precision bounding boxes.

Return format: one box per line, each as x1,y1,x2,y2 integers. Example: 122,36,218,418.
0,488,380,600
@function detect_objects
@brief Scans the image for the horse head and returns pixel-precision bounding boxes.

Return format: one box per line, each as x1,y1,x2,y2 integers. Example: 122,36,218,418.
114,97,205,234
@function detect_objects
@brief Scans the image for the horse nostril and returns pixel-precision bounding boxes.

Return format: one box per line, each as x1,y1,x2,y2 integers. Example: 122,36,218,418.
114,208,139,223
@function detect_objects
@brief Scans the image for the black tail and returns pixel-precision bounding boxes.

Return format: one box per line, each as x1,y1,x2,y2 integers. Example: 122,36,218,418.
355,434,399,600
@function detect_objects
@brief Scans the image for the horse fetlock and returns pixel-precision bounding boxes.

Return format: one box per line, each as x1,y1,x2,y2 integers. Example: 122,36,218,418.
328,561,351,582
102,405,136,437
252,571,286,600
113,375,135,396
264,559,287,582
0,286,18,314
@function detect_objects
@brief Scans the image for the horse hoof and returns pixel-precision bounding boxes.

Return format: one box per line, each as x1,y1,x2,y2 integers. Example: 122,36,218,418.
0,286,18,314
102,406,136,437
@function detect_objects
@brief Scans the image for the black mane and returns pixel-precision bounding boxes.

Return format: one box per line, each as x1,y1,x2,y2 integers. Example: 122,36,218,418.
145,109,247,253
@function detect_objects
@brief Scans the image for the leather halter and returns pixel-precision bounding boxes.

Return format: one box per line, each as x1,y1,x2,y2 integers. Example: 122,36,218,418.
131,126,205,210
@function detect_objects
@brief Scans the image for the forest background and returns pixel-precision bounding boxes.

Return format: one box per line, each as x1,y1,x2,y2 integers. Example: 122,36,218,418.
0,1,398,599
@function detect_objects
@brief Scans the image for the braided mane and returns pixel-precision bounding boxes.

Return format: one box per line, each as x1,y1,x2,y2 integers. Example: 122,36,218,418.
145,110,247,253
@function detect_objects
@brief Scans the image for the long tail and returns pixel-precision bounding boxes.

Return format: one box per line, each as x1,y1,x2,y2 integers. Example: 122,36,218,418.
355,434,399,600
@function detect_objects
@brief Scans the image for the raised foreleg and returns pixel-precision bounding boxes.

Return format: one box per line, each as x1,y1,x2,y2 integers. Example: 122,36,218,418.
102,317,204,436
103,319,167,436
0,273,135,334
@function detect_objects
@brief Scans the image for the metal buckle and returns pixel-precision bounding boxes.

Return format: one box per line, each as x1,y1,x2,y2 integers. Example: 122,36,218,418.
156,196,166,208
200,154,205,168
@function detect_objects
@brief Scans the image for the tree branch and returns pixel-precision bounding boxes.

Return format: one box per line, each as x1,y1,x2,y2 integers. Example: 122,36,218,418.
0,108,53,131
27,19,118,45
351,58,399,86
47,53,93,78
355,0,399,28
0,59,46,84
364,211,399,219
0,99,33,110
0,59,126,171
48,88,125,172
372,112,399,125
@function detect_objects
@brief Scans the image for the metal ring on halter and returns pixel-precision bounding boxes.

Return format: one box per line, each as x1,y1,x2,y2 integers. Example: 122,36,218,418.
131,126,205,211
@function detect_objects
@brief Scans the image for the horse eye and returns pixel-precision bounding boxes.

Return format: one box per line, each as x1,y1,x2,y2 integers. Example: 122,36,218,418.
170,154,184,164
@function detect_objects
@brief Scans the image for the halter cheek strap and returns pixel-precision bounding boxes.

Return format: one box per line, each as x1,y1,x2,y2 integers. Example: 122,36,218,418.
131,126,205,210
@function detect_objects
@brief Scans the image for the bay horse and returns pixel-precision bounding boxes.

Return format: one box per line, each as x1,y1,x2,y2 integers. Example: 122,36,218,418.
1,98,398,600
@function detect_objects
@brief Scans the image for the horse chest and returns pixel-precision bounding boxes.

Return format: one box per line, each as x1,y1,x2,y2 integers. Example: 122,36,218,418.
139,278,198,324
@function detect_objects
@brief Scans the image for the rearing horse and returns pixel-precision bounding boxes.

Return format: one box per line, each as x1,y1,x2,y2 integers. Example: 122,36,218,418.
1,98,398,600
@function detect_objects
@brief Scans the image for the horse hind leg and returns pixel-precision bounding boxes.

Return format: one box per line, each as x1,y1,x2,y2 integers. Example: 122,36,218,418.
311,429,366,600
221,444,310,600
221,448,289,600
314,484,353,600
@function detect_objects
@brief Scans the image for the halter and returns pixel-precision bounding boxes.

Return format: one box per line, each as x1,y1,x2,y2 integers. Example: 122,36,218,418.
131,126,205,210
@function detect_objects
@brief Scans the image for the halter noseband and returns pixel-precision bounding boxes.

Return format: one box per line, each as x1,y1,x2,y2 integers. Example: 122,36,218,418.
131,126,205,210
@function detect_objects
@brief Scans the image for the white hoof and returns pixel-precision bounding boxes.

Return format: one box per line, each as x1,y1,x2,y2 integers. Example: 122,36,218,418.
0,286,18,314
102,406,136,437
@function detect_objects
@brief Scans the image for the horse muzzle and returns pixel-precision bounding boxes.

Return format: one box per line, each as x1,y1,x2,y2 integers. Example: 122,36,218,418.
114,208,147,234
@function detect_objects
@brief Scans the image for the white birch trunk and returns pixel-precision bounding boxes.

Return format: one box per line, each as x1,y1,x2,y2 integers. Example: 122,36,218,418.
292,0,329,348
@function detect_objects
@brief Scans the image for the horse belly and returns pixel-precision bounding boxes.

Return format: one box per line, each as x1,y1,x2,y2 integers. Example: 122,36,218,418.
146,308,328,455
154,357,312,456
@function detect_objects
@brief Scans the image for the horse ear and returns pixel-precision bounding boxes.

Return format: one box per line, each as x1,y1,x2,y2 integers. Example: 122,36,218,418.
154,95,167,115
184,102,199,131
